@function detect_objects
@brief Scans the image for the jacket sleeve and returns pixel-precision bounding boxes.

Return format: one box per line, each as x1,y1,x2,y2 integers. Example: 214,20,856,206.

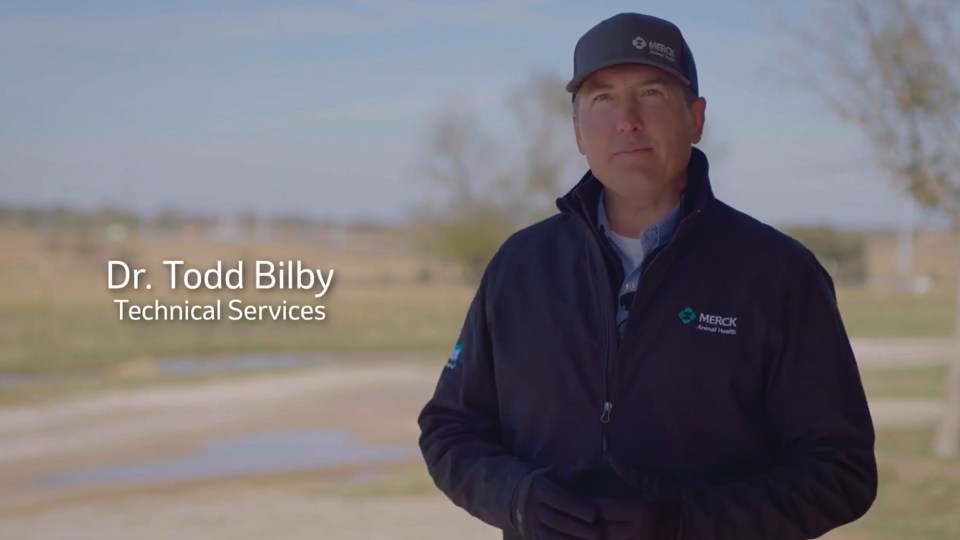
669,251,878,539
417,263,541,533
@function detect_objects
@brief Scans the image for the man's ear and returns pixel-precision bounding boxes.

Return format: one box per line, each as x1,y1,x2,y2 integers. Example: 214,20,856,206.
573,111,585,155
690,96,707,144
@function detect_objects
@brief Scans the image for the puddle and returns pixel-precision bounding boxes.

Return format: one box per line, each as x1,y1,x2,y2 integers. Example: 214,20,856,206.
156,352,333,377
0,353,334,391
0,373,38,389
40,428,418,487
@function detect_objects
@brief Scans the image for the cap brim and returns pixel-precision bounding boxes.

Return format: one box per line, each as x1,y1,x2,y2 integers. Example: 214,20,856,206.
565,57,692,93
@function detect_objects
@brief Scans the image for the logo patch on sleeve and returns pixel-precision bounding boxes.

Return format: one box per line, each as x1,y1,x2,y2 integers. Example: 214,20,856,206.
444,342,463,369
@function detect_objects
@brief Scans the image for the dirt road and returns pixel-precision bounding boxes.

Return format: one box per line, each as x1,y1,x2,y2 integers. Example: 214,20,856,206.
0,339,951,539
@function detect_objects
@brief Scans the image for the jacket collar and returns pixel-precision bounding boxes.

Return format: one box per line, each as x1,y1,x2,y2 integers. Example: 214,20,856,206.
556,146,715,232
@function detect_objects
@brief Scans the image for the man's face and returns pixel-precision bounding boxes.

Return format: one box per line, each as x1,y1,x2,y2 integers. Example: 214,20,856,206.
573,63,706,201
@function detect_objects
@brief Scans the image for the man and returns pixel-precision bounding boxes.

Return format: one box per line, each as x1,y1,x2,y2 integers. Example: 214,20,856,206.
418,12,877,540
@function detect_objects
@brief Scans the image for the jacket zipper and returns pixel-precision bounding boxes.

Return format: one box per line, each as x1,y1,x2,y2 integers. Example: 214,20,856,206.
589,235,618,460
600,303,613,455
560,192,704,463
602,207,704,450
579,224,619,461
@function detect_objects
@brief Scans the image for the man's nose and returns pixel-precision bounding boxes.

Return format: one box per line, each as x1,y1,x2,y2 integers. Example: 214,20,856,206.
615,100,643,133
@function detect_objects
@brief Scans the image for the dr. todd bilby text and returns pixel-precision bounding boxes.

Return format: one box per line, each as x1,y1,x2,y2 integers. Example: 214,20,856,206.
107,259,333,322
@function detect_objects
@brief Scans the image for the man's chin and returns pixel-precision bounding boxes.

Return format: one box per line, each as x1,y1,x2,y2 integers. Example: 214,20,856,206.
607,172,665,195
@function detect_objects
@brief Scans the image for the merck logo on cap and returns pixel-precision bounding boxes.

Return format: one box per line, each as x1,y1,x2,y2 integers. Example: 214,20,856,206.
649,41,676,63
632,35,676,63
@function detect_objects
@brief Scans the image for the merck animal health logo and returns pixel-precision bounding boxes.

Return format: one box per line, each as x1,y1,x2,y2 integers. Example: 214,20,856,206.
678,306,738,336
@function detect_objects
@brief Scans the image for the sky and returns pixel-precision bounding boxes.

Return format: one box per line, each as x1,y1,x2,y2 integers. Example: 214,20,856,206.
0,0,940,229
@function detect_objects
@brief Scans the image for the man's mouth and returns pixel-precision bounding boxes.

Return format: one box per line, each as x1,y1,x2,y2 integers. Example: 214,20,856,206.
613,146,653,157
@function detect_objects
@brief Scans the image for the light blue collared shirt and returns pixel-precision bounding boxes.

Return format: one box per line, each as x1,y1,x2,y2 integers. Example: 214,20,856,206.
597,191,682,336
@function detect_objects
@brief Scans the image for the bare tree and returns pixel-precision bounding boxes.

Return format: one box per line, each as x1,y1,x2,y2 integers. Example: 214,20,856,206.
414,72,580,282
506,72,583,220
781,0,960,455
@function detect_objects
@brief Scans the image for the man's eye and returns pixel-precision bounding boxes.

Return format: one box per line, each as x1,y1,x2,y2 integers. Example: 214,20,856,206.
643,88,663,97
592,93,611,103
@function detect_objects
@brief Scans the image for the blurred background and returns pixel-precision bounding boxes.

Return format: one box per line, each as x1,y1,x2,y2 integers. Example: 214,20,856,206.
1,0,958,538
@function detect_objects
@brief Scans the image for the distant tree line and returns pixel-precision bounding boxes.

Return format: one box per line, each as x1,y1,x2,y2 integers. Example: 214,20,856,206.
0,205,142,230
0,205,389,233
783,226,867,285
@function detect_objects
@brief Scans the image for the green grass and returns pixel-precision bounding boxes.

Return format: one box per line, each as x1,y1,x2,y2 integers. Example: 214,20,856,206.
838,286,957,338
0,227,475,377
4,284,954,376
0,284,472,375
862,365,948,400
330,462,438,498
845,429,960,540
2,229,958,539
1,226,955,377
851,365,960,539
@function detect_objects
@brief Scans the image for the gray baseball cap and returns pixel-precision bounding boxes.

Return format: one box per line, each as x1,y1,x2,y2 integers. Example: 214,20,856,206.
566,13,698,96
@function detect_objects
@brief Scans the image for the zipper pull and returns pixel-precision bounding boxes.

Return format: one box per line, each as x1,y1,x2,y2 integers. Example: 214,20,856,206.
600,401,613,423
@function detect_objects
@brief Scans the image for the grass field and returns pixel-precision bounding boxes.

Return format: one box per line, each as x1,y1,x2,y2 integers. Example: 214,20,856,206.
838,286,958,338
2,227,956,377
0,228,472,376
862,365,948,400
856,428,960,540
2,226,960,539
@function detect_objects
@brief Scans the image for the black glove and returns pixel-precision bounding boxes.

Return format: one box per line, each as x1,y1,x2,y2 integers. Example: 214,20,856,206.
593,456,682,540
593,497,680,540
514,470,604,540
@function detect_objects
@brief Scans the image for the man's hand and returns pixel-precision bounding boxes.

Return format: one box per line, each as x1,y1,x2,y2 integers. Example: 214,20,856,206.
517,473,604,540
593,497,680,540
